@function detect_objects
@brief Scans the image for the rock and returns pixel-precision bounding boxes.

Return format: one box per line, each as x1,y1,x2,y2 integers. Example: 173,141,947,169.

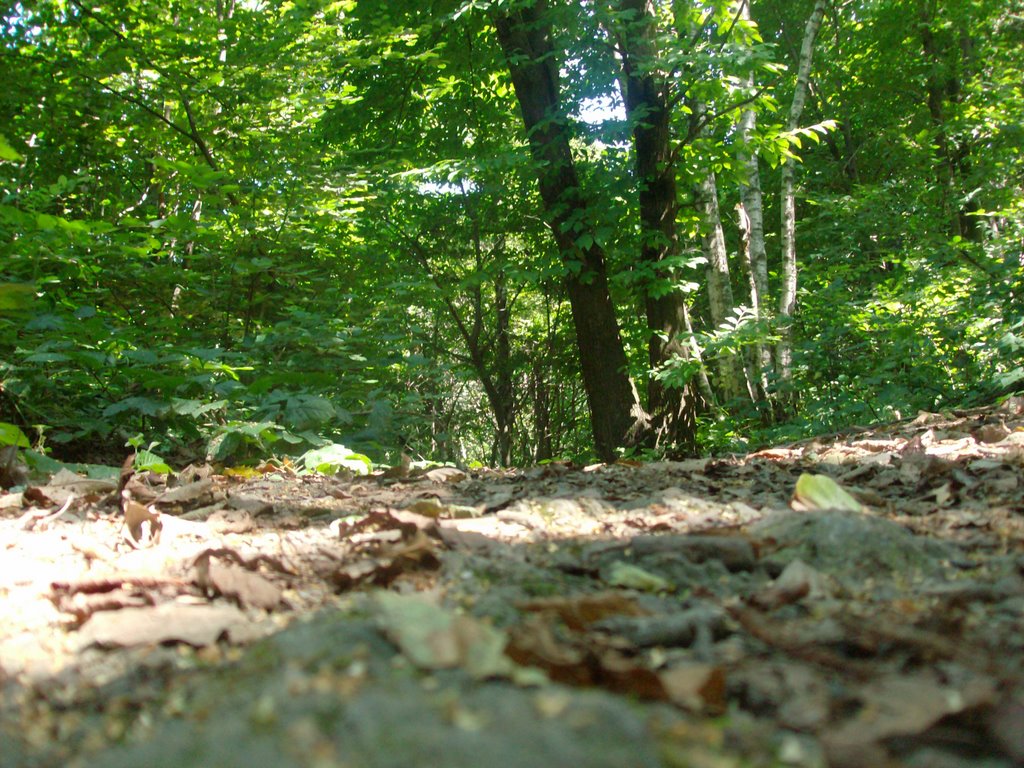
751,510,957,585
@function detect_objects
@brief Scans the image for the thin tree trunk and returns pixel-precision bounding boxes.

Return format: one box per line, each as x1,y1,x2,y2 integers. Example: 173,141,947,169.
494,1,647,461
736,3,769,317
736,0,771,406
776,0,828,390
919,2,978,241
492,263,514,466
696,167,746,402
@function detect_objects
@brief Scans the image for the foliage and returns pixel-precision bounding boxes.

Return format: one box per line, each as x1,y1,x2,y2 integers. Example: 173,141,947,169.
0,0,1021,467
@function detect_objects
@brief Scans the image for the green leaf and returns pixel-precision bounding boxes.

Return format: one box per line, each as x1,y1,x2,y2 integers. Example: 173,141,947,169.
0,134,22,162
0,423,30,448
283,394,335,431
301,443,372,475
103,397,168,418
134,448,173,474
0,283,35,312
793,473,863,512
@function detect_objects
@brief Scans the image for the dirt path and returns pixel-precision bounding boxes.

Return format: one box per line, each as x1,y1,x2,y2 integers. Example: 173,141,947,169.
2,401,1023,767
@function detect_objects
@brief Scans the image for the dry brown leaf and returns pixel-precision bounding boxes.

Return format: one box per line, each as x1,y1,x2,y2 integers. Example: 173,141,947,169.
658,662,727,714
506,615,590,685
751,559,840,609
595,648,666,700
423,466,467,484
207,508,255,534
517,592,649,631
122,498,162,546
157,477,214,505
332,530,440,590
371,591,513,679
204,560,282,610
77,602,250,648
823,671,998,765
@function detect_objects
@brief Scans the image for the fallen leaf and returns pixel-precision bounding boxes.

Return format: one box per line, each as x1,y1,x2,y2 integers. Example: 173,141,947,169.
371,591,514,679
658,662,727,714
203,560,282,610
604,561,673,592
823,671,998,763
751,559,840,609
77,602,250,648
792,473,863,512
424,466,467,484
517,592,649,631
332,530,441,590
122,498,163,546
157,477,214,505
207,508,255,534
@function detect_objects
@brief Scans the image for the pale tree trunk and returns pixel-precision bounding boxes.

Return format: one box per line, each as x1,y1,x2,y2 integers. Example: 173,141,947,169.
776,0,828,391
612,0,699,447
695,167,747,402
494,1,648,461
737,4,769,313
736,1,771,403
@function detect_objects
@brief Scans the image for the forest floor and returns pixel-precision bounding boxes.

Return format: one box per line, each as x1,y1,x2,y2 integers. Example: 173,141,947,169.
2,401,1024,768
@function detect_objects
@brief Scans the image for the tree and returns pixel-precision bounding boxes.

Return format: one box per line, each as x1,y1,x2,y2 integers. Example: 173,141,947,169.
776,0,828,390
493,0,648,461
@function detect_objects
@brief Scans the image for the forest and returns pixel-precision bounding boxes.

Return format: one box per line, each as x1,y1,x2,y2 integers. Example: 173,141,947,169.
4,3,1024,767
1,0,1022,469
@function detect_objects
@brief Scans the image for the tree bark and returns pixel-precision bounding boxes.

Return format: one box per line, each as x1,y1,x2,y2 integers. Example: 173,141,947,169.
494,1,647,461
776,0,827,390
736,3,769,321
736,0,771,404
919,2,978,241
613,0,698,447
695,166,746,402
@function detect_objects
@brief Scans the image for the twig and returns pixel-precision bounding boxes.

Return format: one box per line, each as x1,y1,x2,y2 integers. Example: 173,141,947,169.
19,494,76,531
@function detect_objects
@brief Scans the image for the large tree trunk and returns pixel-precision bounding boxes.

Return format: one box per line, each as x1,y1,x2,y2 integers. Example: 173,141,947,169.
776,0,828,391
494,1,647,461
613,0,698,447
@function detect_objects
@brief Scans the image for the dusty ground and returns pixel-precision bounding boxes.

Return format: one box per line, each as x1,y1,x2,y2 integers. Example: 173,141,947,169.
2,400,1024,767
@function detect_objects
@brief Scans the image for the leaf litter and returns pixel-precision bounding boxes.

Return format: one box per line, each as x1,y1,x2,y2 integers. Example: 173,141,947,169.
1,399,1023,767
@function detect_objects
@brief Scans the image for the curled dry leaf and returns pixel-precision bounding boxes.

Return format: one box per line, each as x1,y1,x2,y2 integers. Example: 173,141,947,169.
122,498,162,547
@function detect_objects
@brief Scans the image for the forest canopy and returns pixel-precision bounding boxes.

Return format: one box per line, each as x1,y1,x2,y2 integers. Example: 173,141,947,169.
1,0,1021,469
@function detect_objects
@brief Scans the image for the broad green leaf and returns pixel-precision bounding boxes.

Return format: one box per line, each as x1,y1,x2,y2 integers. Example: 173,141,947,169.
134,448,173,474
283,394,335,431
103,397,168,418
0,423,30,448
301,443,372,475
0,283,35,312
0,134,21,161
